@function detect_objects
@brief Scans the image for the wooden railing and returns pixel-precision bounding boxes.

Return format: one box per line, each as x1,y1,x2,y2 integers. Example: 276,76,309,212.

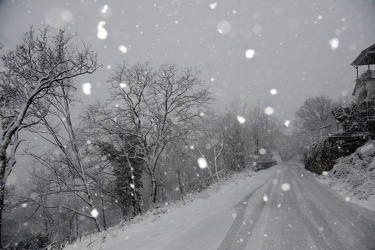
254,160,277,171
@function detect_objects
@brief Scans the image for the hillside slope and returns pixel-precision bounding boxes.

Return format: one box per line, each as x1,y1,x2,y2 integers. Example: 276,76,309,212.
319,141,375,212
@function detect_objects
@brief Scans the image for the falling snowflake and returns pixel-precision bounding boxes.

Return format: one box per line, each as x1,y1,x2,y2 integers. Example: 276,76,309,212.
97,21,108,39
217,20,231,34
21,203,28,208
272,179,278,185
263,194,268,202
90,208,99,218
270,89,277,95
245,49,255,59
82,83,92,95
259,148,266,155
210,2,217,9
264,107,274,115
281,183,291,191
284,120,290,127
130,183,135,189
329,38,339,50
197,157,208,169
237,116,246,124
100,4,112,18
345,196,350,202
101,5,109,14
118,45,128,54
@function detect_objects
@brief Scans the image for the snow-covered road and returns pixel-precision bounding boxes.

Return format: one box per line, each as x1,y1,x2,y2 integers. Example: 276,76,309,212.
219,164,375,249
66,164,375,250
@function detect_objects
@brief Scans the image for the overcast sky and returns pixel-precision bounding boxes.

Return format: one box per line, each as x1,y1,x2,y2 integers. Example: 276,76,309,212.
1,0,375,123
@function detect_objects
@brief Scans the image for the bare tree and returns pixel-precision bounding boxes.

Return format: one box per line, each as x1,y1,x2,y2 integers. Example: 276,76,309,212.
0,27,98,246
222,101,249,171
295,95,334,139
26,81,119,233
188,115,225,182
104,62,212,204
247,102,281,158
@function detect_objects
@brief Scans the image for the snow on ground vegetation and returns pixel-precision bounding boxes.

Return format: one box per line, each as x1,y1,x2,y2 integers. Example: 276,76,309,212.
318,140,375,212
64,167,277,250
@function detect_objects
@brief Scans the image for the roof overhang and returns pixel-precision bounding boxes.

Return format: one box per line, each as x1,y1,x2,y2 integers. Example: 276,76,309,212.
351,43,375,67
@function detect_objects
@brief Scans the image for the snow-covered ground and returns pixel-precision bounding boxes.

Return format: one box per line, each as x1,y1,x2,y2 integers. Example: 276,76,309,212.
64,167,277,250
318,141,375,213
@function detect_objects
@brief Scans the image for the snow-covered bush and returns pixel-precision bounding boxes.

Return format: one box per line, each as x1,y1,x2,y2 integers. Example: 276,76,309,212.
304,135,368,174
326,142,375,200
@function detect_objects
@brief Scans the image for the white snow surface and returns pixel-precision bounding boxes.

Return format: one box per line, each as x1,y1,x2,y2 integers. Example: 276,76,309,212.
64,168,276,250
318,141,375,213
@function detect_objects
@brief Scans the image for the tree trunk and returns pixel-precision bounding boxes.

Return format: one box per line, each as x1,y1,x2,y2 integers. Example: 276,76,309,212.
75,212,79,240
101,196,107,230
0,184,4,249
125,157,140,216
132,195,141,217
176,170,185,195
121,202,128,219
213,148,220,182
151,174,157,204
0,151,7,249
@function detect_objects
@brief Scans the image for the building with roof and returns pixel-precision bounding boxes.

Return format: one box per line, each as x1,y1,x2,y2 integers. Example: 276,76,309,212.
352,44,375,104
350,43,375,131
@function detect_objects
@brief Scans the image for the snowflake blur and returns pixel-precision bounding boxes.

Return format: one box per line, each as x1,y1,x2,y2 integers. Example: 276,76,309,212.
97,21,108,39
245,50,255,59
197,157,208,169
237,116,246,124
90,208,99,218
82,83,92,95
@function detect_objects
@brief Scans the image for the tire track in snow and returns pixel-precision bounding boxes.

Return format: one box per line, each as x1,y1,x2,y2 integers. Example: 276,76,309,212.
218,172,276,250
290,166,374,249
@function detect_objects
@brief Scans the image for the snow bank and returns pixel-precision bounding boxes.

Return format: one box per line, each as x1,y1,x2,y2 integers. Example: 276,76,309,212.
319,141,375,212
